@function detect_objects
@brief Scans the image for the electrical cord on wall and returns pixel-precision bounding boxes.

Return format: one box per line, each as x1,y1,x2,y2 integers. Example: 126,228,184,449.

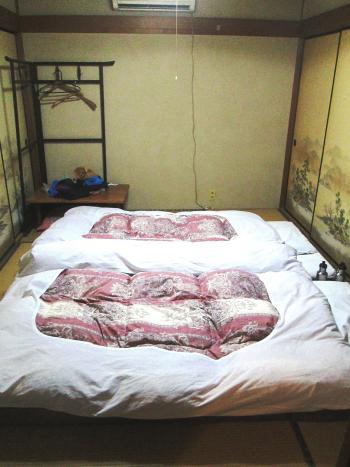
190,17,206,210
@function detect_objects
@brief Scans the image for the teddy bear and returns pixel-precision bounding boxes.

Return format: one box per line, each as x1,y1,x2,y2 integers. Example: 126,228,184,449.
73,166,96,181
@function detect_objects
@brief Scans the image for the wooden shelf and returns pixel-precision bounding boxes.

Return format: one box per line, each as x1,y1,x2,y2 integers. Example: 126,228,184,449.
26,184,129,225
27,184,129,206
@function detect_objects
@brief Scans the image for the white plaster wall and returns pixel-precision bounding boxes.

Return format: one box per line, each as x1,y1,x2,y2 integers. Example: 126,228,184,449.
23,33,297,210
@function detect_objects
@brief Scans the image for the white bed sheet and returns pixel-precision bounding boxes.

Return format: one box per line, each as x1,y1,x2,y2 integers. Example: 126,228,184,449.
314,281,350,344
34,207,281,244
267,221,336,278
20,238,301,276
1,269,349,418
268,221,317,255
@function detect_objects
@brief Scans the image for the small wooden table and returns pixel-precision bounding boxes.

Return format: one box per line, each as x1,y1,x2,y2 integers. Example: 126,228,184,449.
26,184,129,226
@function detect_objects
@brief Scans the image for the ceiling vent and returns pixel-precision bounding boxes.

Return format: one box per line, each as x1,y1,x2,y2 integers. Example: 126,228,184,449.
112,0,195,12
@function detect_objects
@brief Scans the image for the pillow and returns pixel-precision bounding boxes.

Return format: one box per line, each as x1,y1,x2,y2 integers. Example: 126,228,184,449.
268,221,317,255
314,281,350,343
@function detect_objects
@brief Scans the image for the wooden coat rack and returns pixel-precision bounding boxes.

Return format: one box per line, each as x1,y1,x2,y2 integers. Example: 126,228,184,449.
5,57,115,230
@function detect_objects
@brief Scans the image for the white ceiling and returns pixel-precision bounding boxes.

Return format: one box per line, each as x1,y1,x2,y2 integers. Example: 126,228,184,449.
0,0,349,20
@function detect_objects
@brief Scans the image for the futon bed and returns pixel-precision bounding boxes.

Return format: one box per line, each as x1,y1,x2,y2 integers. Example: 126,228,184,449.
1,264,350,418
22,207,336,280
1,207,350,467
20,207,311,276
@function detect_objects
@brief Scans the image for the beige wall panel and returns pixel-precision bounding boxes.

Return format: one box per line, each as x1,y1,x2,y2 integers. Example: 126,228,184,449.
41,85,101,139
193,35,297,209
312,30,350,270
286,33,339,229
45,144,103,182
23,33,297,210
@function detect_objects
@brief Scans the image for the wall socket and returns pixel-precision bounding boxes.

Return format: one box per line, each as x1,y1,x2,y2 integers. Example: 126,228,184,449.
209,189,216,200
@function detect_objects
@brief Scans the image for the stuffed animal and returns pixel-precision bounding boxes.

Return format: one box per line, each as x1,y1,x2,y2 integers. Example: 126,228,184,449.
73,167,96,181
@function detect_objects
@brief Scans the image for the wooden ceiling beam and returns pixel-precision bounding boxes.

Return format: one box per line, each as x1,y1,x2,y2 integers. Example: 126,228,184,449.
0,5,19,33
2,4,350,42
302,4,350,38
19,15,300,37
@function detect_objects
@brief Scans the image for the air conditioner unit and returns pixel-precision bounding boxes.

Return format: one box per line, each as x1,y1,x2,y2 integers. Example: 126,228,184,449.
112,0,195,12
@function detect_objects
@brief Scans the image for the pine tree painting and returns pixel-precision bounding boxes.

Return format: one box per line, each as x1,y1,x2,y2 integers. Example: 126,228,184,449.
291,160,315,212
319,192,350,246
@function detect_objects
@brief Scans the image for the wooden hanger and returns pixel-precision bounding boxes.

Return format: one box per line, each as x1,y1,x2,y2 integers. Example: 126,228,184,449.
38,66,97,111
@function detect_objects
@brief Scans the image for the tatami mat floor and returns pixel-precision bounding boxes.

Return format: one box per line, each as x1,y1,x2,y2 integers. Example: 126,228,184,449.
0,209,348,466
0,242,32,299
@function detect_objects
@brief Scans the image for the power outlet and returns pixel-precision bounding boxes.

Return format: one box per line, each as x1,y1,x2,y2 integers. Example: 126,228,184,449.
209,189,216,201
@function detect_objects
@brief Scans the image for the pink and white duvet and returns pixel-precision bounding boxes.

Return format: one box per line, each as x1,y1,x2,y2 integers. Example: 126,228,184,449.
37,268,279,359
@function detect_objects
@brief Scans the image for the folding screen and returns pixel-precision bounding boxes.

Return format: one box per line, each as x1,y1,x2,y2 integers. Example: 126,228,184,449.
285,33,339,230
285,30,350,272
312,30,350,270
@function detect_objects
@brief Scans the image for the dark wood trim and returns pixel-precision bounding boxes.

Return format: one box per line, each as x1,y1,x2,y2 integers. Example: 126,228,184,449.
0,5,18,33
302,4,350,38
279,38,304,209
15,33,42,191
9,4,350,39
193,17,300,37
19,15,300,37
19,14,191,34
1,407,349,426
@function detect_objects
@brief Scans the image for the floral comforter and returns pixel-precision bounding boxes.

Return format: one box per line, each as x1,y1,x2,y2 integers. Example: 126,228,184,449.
37,268,279,359
83,213,237,241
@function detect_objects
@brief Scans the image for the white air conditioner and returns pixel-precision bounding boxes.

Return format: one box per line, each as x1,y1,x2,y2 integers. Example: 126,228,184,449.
112,0,195,12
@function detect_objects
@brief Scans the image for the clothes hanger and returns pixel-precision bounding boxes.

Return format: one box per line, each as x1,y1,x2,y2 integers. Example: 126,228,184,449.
38,66,97,111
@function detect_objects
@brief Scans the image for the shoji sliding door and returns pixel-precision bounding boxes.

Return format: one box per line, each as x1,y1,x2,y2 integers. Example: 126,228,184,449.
285,33,339,230
284,29,350,271
312,30,350,270
0,31,20,260
0,30,33,262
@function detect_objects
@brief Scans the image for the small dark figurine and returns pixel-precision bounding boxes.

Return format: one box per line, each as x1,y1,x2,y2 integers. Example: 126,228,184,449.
316,261,328,281
335,262,347,282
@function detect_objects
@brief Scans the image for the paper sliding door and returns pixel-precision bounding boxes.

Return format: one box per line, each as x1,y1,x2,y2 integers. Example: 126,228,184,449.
0,31,34,262
312,30,350,270
0,32,19,259
285,33,340,230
